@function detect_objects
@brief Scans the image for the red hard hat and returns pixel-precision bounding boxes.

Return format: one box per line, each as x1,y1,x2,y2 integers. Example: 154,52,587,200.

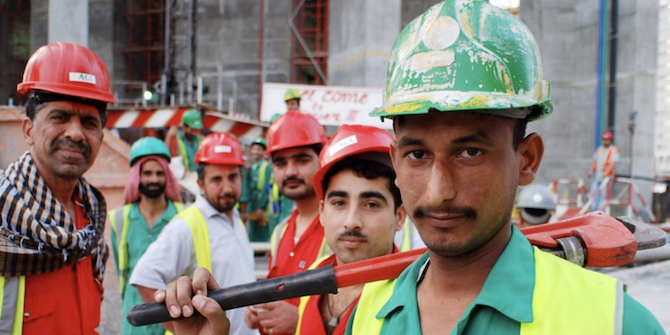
312,125,395,200
266,111,327,154
602,130,613,140
17,42,116,104
195,132,245,166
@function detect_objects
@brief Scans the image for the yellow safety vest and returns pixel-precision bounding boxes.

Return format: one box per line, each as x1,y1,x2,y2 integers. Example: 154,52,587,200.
400,217,416,252
351,247,624,335
164,206,244,335
176,134,202,171
0,276,26,334
269,218,330,269
108,202,184,299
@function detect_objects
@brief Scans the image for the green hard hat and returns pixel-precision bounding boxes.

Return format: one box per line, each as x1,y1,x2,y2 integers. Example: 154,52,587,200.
182,109,203,129
284,88,302,102
370,0,553,121
251,137,267,149
129,137,171,166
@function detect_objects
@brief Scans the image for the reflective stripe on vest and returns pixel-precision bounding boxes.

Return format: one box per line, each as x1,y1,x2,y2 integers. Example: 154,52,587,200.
175,206,245,272
0,276,25,335
351,247,623,334
296,255,332,335
176,134,202,171
269,218,330,269
177,206,213,272
109,202,184,298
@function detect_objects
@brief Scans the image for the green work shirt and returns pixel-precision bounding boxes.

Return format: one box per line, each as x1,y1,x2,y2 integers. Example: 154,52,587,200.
345,226,665,335
241,159,273,242
177,132,200,172
111,201,179,335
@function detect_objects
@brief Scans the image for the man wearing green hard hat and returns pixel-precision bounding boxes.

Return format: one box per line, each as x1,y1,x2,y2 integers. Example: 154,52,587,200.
239,137,274,241
166,109,204,172
108,137,184,335
158,1,664,334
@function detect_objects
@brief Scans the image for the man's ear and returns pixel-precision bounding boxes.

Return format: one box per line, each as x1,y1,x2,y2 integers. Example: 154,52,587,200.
318,200,325,227
394,205,407,232
22,117,34,146
517,133,544,186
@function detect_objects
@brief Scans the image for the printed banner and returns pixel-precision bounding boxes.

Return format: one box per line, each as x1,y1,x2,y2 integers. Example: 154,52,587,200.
260,82,390,129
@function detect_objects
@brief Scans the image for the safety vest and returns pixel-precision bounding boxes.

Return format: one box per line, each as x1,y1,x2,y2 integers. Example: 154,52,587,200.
163,206,244,335
590,146,619,177
108,201,184,299
400,218,416,252
176,134,202,171
351,247,624,335
269,217,330,270
0,276,25,335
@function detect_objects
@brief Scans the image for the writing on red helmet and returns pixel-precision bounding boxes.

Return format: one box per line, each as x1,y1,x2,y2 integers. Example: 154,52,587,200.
195,132,245,166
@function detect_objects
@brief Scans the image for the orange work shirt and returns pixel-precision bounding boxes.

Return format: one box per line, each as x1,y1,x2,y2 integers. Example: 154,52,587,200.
22,196,103,335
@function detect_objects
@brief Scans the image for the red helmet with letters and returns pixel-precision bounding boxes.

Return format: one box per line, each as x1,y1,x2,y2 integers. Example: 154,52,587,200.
195,132,245,166
17,42,116,103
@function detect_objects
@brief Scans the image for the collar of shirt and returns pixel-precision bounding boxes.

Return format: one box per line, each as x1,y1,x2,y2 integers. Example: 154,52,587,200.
193,194,241,224
377,226,535,325
128,200,178,225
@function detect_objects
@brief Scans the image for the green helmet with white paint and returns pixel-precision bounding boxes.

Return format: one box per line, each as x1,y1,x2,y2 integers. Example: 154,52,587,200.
370,0,553,121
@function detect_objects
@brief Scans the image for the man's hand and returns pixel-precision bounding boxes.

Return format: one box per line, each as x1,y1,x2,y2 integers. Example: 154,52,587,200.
155,267,230,335
246,301,299,334
166,125,179,140
255,208,267,226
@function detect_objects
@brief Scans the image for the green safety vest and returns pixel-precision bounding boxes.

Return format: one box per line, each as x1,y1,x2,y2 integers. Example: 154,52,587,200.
108,202,184,299
351,247,624,335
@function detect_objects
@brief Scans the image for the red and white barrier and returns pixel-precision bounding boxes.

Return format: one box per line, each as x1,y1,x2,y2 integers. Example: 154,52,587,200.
105,107,268,142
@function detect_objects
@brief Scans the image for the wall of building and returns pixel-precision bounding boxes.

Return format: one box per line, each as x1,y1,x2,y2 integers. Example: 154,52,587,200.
196,0,292,117
521,0,658,194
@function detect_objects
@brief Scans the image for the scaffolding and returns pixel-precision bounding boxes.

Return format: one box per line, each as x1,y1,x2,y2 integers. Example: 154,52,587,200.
290,0,329,85
125,0,166,86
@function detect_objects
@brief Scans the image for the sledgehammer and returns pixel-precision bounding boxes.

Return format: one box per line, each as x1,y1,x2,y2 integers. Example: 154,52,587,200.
127,212,666,327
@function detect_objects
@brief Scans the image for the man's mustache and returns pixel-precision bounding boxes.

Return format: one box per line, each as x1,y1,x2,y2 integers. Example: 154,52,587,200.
413,206,477,220
282,177,304,187
52,138,90,155
339,230,367,240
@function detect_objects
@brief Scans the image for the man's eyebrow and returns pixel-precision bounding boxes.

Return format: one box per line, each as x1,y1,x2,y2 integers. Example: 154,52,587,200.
326,190,349,199
396,137,424,148
359,191,388,204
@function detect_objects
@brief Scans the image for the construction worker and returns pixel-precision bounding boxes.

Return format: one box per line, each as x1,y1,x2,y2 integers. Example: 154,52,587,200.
284,88,302,111
343,2,662,334
157,1,664,334
295,125,405,335
515,184,556,228
165,109,204,173
108,137,184,335
244,111,330,335
588,130,620,210
0,42,114,333
130,132,256,335
239,137,273,241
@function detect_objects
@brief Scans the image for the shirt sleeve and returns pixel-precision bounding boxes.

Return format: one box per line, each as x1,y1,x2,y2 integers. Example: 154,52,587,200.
129,217,197,290
622,293,666,335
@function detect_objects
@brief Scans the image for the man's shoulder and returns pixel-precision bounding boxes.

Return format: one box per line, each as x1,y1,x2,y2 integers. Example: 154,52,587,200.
622,293,665,334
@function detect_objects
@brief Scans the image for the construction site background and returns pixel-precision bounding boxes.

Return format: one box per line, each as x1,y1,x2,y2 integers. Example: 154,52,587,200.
1,0,670,333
